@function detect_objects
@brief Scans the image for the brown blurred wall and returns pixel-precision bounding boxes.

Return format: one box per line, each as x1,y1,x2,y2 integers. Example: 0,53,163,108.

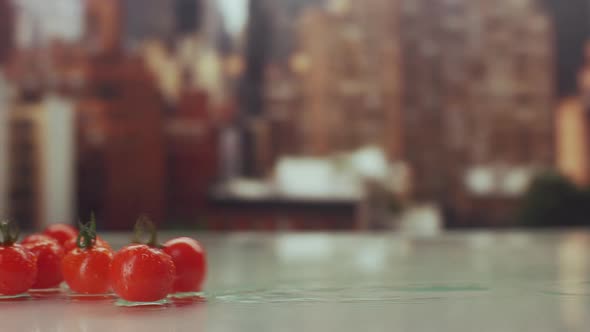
0,0,14,64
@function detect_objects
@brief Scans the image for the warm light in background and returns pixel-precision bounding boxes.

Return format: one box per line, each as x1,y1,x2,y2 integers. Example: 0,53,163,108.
556,99,589,187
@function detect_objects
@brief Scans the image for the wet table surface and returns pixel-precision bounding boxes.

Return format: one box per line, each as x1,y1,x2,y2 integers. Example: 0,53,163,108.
4,231,590,331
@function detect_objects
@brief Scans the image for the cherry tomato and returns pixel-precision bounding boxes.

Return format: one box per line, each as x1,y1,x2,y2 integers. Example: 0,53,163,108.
62,246,113,294
43,224,78,246
0,244,38,295
110,244,176,302
163,237,207,292
24,240,65,289
62,215,113,294
0,221,38,295
21,234,59,246
63,236,112,254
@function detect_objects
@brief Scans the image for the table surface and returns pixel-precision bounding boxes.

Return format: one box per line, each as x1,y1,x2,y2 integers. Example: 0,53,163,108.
4,231,590,331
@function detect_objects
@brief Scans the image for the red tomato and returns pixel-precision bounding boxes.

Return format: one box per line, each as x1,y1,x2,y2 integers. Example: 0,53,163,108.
110,244,176,302
63,236,112,254
62,247,113,294
24,240,65,289
0,244,38,295
163,237,207,292
21,234,59,246
43,224,78,246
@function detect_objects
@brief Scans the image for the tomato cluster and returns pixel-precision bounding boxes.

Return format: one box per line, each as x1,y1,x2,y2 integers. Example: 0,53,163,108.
0,217,207,303
109,217,207,301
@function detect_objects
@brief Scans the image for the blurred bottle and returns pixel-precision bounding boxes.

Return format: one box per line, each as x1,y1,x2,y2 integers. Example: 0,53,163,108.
8,92,75,230
556,41,590,187
220,125,242,181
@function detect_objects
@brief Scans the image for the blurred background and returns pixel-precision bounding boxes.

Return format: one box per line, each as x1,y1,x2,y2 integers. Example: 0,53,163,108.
0,0,589,232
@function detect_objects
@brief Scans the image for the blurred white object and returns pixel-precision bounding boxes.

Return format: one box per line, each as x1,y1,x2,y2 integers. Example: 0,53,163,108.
16,0,83,47
274,157,362,199
273,145,396,200
465,165,536,197
43,94,75,226
398,204,442,237
350,146,389,180
465,166,495,196
220,145,399,202
216,0,248,38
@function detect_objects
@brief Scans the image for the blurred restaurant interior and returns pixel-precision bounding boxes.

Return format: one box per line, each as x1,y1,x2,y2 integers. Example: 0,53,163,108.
1,0,590,232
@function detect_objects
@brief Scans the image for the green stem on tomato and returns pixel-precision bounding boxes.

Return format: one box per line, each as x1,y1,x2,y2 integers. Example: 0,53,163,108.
77,212,97,249
133,215,159,247
0,221,19,246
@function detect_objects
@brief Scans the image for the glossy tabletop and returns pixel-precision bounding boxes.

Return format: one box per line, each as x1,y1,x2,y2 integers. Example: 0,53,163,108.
4,231,590,331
